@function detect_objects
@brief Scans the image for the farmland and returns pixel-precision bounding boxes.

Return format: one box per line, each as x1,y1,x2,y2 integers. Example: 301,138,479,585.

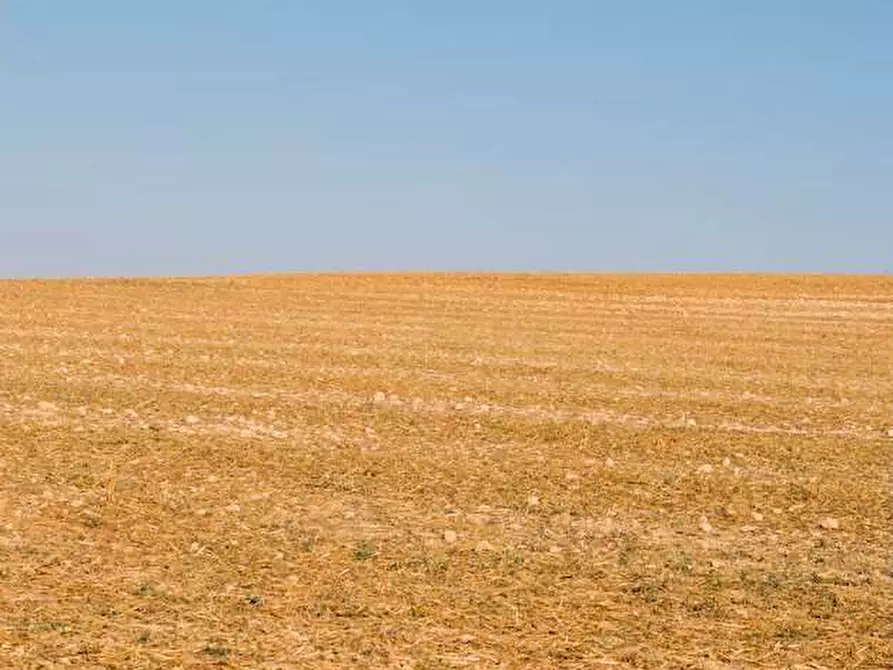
0,274,891,668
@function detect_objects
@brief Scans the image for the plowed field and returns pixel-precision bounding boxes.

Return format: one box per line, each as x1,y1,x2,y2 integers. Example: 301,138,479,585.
1,274,891,668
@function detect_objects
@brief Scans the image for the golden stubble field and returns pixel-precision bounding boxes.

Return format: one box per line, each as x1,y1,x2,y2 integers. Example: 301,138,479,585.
0,274,891,669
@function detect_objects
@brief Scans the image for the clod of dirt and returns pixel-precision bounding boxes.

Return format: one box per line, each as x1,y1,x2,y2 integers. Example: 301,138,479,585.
818,517,840,530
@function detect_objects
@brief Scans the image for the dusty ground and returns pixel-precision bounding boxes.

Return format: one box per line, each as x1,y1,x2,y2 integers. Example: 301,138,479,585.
0,274,890,669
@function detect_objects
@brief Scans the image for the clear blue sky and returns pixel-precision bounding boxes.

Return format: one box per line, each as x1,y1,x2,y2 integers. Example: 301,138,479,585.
3,1,892,276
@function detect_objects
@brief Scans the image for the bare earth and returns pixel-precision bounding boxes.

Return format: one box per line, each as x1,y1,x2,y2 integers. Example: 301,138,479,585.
0,274,891,669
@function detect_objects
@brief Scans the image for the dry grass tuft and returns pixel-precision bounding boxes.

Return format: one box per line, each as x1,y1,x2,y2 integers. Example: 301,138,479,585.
0,273,891,668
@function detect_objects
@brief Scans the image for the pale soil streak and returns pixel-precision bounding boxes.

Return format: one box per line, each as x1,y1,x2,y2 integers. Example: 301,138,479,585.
0,377,884,442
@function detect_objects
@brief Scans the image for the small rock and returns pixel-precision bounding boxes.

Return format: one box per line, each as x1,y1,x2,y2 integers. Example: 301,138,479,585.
37,401,58,412
818,517,840,531
526,494,540,508
185,415,201,425
372,391,387,405
697,464,714,475
565,471,580,482
699,516,713,533
604,457,616,468
443,530,458,544
548,545,563,554
751,511,764,522
225,504,241,513
686,418,697,427
459,634,475,644
722,457,731,468
886,428,893,438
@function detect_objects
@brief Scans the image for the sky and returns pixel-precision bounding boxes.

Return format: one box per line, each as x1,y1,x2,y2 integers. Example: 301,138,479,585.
3,1,892,276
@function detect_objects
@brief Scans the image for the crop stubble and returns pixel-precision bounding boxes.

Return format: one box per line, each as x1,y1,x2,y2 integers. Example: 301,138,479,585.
0,274,891,668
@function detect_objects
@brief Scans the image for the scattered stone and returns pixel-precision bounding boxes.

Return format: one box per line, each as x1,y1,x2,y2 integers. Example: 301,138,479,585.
699,516,713,533
819,517,840,531
443,530,458,544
